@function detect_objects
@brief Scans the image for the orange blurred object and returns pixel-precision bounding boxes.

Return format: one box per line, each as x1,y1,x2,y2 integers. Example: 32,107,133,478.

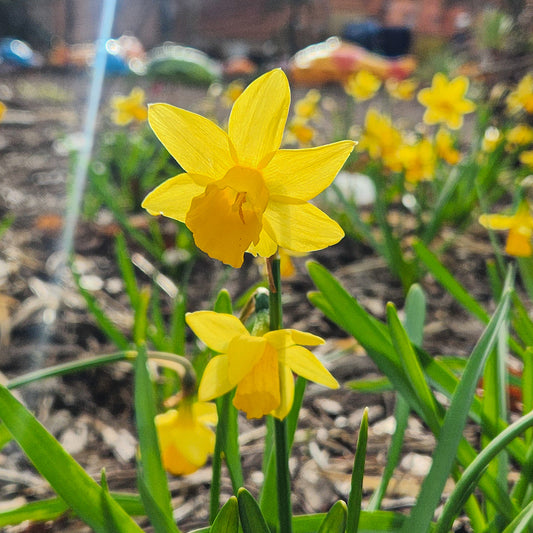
289,37,416,86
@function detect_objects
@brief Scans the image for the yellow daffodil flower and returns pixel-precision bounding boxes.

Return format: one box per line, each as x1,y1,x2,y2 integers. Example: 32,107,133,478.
506,73,533,114
188,311,338,419
358,108,402,172
223,80,244,107
397,138,436,185
519,150,533,168
435,128,461,165
479,201,533,257
155,399,217,476
111,87,148,125
0,101,6,122
385,78,418,100
481,126,503,153
417,73,476,130
294,89,321,119
142,69,354,267
287,116,316,146
345,70,382,101
506,123,533,148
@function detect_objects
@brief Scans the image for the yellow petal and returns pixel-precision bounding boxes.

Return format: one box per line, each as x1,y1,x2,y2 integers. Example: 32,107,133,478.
149,103,234,178
506,228,533,257
193,402,218,425
264,329,324,350
141,173,205,221
265,201,344,252
479,214,513,231
198,354,234,401
247,224,278,257
263,141,355,201
186,311,249,352
233,343,280,418
227,335,268,384
284,345,339,389
228,69,290,167
272,364,295,420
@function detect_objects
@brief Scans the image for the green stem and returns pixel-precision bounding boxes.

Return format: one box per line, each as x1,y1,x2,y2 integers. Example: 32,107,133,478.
267,255,292,533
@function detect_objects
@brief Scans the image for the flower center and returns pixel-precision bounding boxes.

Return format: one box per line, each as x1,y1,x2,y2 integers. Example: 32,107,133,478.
185,166,270,267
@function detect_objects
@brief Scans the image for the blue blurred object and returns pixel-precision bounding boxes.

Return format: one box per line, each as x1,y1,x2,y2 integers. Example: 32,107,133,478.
342,22,411,57
105,39,130,75
0,38,40,68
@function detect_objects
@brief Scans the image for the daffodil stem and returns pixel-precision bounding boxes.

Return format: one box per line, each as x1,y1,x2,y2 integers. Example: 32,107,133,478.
267,255,293,533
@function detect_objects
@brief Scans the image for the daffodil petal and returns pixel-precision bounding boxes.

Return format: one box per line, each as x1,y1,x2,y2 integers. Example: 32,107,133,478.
149,103,233,178
186,311,249,352
193,402,218,424
233,343,280,418
141,173,205,220
198,354,234,401
228,69,290,167
265,201,344,252
264,329,324,350
247,224,278,257
506,229,533,257
479,214,513,230
262,141,355,201
284,345,338,389
227,335,267,384
176,424,216,466
272,364,295,420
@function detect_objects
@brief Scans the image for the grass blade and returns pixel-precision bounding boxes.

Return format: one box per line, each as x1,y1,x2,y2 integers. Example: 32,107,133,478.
401,275,513,532
346,408,368,532
318,500,347,533
0,384,143,532
134,344,178,532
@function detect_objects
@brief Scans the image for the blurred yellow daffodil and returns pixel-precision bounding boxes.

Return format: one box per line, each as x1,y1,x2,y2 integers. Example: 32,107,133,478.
506,123,533,148
435,128,461,165
223,80,245,107
479,201,533,257
142,69,353,267
155,399,217,476
397,138,436,185
506,73,533,114
0,101,6,122
111,87,148,125
345,70,382,101
519,150,533,168
294,89,321,119
385,78,418,100
287,117,316,146
358,108,402,172
188,311,338,419
417,73,476,130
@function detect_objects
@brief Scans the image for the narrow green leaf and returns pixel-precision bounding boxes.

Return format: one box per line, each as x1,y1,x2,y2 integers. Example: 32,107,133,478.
211,497,240,533
346,377,393,393
387,303,440,431
403,284,426,346
134,344,178,532
115,232,140,310
401,279,513,532
238,488,270,533
0,422,12,450
317,500,347,533
346,408,368,532
502,499,533,533
413,240,490,323
436,409,533,533
0,385,143,533
137,471,180,533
